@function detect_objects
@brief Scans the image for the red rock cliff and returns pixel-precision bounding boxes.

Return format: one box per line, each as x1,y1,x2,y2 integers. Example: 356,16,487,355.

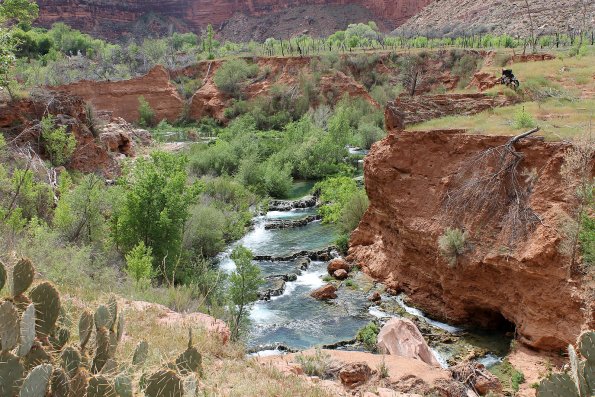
348,129,594,350
35,0,432,38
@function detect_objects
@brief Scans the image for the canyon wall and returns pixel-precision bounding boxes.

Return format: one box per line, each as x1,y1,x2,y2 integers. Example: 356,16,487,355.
53,66,184,123
348,129,594,350
35,0,432,39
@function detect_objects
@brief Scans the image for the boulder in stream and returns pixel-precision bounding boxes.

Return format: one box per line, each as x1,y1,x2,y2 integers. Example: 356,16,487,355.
310,284,337,300
328,258,350,275
333,269,348,280
377,318,441,367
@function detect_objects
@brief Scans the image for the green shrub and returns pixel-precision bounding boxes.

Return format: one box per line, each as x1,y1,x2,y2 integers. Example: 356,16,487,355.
335,233,350,254
182,204,226,259
138,96,155,127
296,349,332,378
213,59,258,98
41,115,76,166
316,176,359,224
438,228,468,267
339,190,369,234
125,242,153,289
512,107,536,129
356,322,380,351
356,123,385,150
579,212,595,266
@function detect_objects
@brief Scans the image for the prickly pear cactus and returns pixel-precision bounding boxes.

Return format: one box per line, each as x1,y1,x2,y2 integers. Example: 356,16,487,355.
114,373,133,397
19,363,52,397
537,373,579,397
0,260,6,291
578,331,595,394
107,296,118,331
79,309,94,350
29,282,61,338
132,340,149,366
0,351,25,396
91,327,110,374
94,305,112,331
12,258,35,297
175,346,202,375
50,367,70,397
61,346,82,378
23,341,51,370
116,314,124,344
69,368,90,397
18,304,36,357
50,327,71,351
145,369,183,397
87,375,116,397
0,300,20,352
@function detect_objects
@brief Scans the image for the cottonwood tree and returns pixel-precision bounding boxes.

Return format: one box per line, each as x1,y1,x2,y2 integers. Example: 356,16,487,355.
111,151,201,280
399,54,427,96
228,246,263,341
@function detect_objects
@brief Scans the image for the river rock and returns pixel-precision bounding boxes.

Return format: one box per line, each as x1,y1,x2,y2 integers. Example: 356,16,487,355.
259,277,286,301
287,273,298,281
310,284,337,300
339,362,372,388
328,258,350,275
295,257,311,270
377,318,440,367
368,291,382,302
333,269,348,280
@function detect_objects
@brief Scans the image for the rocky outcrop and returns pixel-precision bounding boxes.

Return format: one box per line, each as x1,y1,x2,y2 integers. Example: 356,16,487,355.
348,129,593,350
99,118,152,157
450,362,503,395
339,362,372,388
328,258,351,275
377,318,441,367
36,0,432,40
254,247,335,262
53,66,184,124
0,92,119,176
397,0,594,37
385,93,519,129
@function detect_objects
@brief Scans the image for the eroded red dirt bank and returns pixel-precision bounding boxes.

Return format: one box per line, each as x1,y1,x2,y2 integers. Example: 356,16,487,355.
348,129,594,350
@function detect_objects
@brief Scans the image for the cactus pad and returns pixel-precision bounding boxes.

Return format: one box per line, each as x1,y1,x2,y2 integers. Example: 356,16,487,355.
61,346,82,378
583,361,595,394
107,296,118,331
116,314,124,344
114,374,133,397
578,331,595,363
69,368,89,397
0,260,6,292
87,375,116,397
145,369,183,397
0,351,25,396
50,327,71,351
29,282,61,338
537,373,579,397
50,367,70,397
19,363,53,397
79,310,94,350
175,346,202,375
18,303,36,357
91,327,110,374
94,306,111,331
0,300,20,352
12,258,35,297
23,341,51,370
132,340,149,366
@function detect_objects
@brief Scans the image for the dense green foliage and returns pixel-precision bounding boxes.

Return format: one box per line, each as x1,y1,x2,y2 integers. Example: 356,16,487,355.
40,115,76,166
125,242,154,288
356,321,380,351
213,59,259,98
138,96,155,127
112,152,201,280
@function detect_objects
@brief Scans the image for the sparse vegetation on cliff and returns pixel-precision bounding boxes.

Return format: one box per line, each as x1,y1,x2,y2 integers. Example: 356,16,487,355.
438,228,468,267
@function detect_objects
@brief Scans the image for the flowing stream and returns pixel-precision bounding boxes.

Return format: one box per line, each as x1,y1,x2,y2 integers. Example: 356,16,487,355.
218,181,512,366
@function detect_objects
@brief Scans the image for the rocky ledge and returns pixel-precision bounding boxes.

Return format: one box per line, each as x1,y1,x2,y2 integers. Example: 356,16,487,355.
264,215,322,230
254,247,336,262
268,195,318,211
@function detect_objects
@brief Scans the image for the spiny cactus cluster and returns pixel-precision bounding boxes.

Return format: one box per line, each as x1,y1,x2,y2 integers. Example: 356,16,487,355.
537,330,595,397
0,259,204,397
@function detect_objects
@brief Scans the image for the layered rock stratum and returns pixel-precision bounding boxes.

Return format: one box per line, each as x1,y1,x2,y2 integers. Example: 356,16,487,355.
35,0,432,40
348,129,594,350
